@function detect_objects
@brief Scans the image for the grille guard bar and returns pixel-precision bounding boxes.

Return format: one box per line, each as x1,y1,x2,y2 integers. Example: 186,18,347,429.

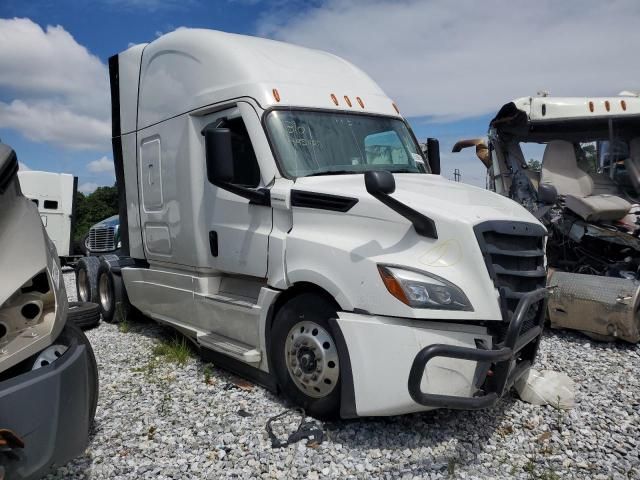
407,287,549,410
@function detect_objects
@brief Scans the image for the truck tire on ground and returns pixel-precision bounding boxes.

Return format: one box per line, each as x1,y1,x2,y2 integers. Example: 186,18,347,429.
76,256,100,304
270,293,342,419
96,257,129,324
67,301,101,330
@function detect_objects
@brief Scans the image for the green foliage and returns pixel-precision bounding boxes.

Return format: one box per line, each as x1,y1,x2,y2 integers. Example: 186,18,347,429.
527,159,542,172
72,184,119,241
152,336,193,366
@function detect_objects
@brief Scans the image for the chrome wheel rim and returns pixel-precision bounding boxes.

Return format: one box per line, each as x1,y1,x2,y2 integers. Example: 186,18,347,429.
78,269,89,302
99,273,112,313
285,321,339,398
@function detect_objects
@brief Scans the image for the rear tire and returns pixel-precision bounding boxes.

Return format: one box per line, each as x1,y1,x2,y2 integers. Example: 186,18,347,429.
270,293,342,419
75,256,100,303
97,256,131,324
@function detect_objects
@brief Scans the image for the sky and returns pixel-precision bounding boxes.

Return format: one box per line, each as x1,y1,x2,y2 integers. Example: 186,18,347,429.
1,0,639,193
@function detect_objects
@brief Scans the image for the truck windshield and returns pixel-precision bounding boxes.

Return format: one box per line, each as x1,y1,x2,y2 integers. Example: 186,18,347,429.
265,110,427,178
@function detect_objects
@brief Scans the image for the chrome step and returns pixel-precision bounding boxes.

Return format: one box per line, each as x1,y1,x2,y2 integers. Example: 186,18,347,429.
197,332,261,364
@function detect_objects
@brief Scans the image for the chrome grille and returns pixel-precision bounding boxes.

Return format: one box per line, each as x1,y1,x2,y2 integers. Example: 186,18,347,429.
474,222,547,327
88,226,115,252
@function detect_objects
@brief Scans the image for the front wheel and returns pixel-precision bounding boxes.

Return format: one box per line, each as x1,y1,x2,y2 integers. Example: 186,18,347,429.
270,293,342,419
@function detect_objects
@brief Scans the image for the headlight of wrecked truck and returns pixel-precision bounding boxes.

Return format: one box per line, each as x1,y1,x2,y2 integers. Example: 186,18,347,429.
378,265,473,311
0,270,57,351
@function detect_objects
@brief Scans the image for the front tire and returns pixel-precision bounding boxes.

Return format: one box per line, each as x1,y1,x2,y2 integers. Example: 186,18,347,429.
270,293,342,419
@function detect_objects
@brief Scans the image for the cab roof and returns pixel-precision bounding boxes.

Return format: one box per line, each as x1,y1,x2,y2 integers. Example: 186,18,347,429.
490,96,640,142
128,28,400,129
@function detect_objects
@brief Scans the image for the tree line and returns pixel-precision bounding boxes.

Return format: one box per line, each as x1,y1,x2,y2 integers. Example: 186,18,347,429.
73,184,119,241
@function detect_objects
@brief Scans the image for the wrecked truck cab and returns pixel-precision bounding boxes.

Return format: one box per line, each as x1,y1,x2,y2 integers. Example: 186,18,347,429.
0,143,99,479
455,95,640,343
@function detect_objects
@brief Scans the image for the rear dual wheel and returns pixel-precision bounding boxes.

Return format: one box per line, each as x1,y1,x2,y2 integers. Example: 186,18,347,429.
96,257,131,324
270,293,342,419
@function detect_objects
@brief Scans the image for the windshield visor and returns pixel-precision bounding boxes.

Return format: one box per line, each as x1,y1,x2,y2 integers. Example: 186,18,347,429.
265,110,426,178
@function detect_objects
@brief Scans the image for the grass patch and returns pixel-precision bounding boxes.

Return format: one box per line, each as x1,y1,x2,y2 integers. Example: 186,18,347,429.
152,336,193,366
116,303,131,333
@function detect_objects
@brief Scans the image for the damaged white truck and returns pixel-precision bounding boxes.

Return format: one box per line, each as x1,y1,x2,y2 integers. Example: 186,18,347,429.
93,29,549,418
455,95,640,343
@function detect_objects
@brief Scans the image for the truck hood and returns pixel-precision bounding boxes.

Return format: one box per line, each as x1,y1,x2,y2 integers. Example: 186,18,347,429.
292,173,541,227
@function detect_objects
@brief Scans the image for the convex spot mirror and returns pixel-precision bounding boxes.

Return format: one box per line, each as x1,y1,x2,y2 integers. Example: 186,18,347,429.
202,123,233,185
365,170,396,195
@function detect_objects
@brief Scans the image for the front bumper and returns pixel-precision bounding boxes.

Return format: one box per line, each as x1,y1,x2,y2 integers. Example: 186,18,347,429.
408,287,548,409
0,334,92,480
333,287,547,417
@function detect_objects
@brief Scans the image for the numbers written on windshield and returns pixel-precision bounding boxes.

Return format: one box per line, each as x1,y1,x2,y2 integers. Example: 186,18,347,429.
284,121,321,148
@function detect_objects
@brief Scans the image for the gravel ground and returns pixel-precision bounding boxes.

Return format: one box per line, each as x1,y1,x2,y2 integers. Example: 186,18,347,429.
49,271,640,479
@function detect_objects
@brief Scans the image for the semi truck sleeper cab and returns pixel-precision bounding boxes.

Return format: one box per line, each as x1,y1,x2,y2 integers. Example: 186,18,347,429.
96,28,548,418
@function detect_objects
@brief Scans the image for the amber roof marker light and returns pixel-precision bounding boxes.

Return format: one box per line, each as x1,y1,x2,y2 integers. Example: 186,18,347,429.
588,101,595,113
344,95,352,107
330,93,339,106
392,102,400,114
356,96,365,108
621,100,627,111
272,88,280,102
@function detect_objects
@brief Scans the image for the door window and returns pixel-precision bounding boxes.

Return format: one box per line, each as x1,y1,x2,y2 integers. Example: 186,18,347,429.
224,117,261,188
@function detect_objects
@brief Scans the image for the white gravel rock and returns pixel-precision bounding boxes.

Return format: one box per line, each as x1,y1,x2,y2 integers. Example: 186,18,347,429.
47,271,640,479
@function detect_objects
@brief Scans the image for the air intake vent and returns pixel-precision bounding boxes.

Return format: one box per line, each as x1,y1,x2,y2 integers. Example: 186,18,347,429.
290,190,358,212
475,221,547,328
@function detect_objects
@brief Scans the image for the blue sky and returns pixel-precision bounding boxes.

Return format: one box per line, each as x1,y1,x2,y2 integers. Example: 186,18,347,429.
1,0,638,191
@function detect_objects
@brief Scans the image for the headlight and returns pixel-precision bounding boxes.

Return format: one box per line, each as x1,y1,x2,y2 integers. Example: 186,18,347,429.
377,265,473,311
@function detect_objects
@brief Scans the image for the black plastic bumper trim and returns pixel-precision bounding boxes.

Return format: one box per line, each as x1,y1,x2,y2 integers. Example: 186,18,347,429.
407,287,548,409
0,338,91,479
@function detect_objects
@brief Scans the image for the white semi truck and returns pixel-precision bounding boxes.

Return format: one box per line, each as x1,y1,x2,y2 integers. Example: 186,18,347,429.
17,170,78,264
95,28,548,418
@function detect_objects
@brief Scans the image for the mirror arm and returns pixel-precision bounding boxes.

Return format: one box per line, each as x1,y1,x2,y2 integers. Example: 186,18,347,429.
369,191,438,239
216,181,271,206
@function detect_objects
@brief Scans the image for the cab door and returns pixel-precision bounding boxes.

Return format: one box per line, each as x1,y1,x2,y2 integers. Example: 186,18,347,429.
201,106,272,278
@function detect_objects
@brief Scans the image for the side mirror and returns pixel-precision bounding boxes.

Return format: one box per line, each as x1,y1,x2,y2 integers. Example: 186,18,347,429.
365,170,396,195
426,138,441,175
202,124,233,185
538,183,558,204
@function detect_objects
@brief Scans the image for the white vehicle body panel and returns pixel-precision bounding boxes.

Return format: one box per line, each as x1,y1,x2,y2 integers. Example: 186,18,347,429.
17,171,75,257
337,312,492,416
511,95,640,122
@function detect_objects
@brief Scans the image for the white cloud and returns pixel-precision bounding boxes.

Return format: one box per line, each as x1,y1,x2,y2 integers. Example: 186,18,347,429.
0,18,110,150
78,182,99,194
258,0,640,119
87,156,115,174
